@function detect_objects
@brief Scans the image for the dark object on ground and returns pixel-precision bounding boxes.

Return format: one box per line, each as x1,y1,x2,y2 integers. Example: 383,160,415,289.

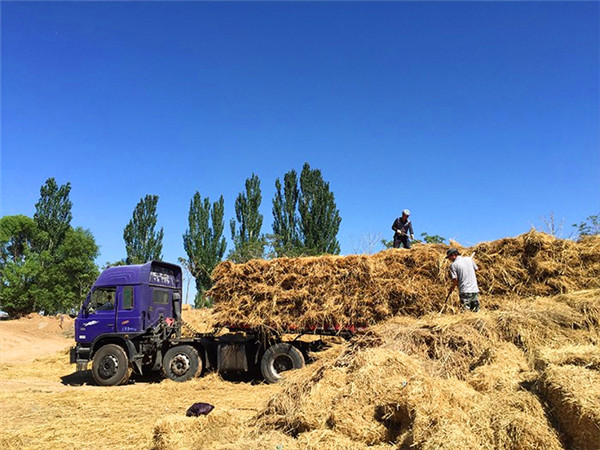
186,402,214,417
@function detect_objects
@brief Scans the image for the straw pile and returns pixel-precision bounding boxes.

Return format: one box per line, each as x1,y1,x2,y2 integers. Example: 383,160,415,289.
251,293,599,449
535,345,600,450
209,231,600,330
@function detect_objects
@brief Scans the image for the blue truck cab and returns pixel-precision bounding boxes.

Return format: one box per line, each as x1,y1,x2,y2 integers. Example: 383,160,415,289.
71,261,188,385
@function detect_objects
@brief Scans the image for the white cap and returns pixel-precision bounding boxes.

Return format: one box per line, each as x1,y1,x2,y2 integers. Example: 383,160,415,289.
402,209,410,216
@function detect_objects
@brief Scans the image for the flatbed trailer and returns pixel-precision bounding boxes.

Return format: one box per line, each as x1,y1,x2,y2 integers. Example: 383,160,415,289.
70,261,358,386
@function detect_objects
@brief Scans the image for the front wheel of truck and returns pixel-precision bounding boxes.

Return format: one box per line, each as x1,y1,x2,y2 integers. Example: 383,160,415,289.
162,345,202,382
91,344,132,386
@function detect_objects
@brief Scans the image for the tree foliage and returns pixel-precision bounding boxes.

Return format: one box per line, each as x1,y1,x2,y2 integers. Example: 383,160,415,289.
123,195,164,264
419,232,446,244
272,169,301,256
34,228,99,314
572,213,600,239
298,163,341,255
34,177,72,252
183,192,226,307
1,194,99,317
0,215,42,315
271,163,341,256
229,174,266,262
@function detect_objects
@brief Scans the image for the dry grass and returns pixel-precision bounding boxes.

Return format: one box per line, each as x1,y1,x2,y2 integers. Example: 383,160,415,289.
208,231,600,331
0,354,280,450
540,364,600,450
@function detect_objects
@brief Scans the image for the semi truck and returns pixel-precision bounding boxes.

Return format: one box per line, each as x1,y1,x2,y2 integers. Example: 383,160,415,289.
70,261,354,386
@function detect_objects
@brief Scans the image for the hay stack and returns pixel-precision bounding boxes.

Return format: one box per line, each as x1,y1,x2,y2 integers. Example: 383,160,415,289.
208,231,600,330
539,362,600,449
255,311,565,449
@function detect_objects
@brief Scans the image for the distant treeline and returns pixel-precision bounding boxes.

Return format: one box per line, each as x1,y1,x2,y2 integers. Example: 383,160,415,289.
0,162,342,314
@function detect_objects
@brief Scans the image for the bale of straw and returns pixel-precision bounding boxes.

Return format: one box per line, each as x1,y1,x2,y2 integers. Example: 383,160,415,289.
535,344,600,372
490,297,595,358
540,364,600,450
477,391,563,450
208,231,600,331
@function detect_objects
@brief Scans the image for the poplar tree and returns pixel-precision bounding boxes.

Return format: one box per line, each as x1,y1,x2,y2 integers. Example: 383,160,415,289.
271,169,301,256
34,177,72,252
123,195,164,264
229,174,265,262
183,192,226,306
298,162,341,255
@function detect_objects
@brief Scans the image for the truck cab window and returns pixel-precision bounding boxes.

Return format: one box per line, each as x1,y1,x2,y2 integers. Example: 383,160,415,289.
91,288,116,311
153,289,169,305
122,286,134,310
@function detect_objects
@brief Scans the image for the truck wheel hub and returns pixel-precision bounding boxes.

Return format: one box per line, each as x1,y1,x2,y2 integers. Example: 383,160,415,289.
273,355,293,373
99,355,119,379
170,354,190,376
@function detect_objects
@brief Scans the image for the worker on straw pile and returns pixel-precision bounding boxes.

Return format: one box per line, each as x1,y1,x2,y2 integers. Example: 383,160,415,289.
392,209,414,249
446,248,480,312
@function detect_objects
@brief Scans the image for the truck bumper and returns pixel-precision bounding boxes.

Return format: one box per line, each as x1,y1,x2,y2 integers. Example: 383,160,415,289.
70,345,91,371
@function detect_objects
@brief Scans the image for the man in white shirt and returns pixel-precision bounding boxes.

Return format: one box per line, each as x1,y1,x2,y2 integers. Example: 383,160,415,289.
446,248,480,312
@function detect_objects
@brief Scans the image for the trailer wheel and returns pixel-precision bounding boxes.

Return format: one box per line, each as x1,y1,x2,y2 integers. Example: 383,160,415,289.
91,344,132,386
162,345,202,382
261,343,305,384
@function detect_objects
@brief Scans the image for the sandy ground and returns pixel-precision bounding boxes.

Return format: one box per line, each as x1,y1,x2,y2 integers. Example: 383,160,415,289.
0,314,74,364
0,312,280,450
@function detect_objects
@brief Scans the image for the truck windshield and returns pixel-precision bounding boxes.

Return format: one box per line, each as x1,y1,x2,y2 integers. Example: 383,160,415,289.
91,288,116,311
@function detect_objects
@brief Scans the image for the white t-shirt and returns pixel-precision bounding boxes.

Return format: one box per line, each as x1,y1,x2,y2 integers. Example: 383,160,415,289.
449,256,479,294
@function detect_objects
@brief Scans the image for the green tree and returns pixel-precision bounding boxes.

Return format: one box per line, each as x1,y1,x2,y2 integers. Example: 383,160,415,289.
183,192,226,307
0,215,42,315
229,174,266,262
0,216,98,316
123,195,164,264
35,228,99,314
271,169,301,256
419,232,446,244
34,177,72,252
573,213,600,239
298,162,341,255
381,238,393,249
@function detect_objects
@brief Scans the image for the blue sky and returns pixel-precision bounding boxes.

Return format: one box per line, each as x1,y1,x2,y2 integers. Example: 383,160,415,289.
2,2,599,272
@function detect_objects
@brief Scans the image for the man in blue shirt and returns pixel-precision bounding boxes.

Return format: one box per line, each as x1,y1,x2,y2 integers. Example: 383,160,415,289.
392,209,414,249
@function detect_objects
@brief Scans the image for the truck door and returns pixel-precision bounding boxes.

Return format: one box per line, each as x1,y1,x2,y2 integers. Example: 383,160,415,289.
148,287,172,327
80,287,117,341
115,286,143,333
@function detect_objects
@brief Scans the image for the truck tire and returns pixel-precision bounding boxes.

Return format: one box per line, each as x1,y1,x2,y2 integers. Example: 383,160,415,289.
91,344,132,386
260,343,305,384
162,345,202,382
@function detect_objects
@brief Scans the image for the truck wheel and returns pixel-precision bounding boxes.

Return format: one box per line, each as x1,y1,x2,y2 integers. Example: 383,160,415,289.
260,343,305,384
162,345,202,382
91,344,132,386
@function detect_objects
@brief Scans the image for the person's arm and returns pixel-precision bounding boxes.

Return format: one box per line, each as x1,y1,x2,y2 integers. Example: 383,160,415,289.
448,278,458,295
409,221,414,239
448,265,458,295
392,219,398,232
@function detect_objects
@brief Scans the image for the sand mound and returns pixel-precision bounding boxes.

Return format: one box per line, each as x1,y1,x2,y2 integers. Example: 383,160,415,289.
0,313,74,364
209,231,600,330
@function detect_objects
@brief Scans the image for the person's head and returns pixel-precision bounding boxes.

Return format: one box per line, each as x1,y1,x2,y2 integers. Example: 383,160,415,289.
402,209,410,218
446,248,460,262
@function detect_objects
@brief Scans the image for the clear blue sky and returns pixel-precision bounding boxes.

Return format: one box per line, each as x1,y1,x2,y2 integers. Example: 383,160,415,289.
2,2,599,269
